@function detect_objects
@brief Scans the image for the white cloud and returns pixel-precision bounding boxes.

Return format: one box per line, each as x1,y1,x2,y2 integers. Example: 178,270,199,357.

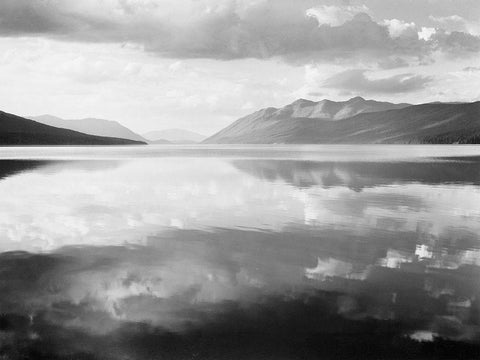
429,14,480,36
322,69,433,94
306,5,370,27
429,14,465,24
383,19,416,38
418,27,437,41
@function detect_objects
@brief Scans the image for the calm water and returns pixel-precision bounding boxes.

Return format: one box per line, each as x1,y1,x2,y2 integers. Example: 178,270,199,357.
1,145,480,359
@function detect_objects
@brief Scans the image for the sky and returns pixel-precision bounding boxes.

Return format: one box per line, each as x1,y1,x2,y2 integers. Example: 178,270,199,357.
0,0,479,135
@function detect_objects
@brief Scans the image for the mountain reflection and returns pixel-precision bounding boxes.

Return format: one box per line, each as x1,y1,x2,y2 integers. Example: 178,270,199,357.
0,160,55,180
0,159,122,181
232,158,480,189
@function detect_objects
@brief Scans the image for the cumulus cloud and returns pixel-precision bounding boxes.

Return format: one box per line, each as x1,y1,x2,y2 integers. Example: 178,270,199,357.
433,30,480,53
306,4,370,26
429,14,480,36
383,19,416,38
0,0,478,64
323,69,433,94
418,27,436,41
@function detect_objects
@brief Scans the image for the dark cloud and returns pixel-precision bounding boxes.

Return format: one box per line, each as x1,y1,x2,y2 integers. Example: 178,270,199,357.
140,9,397,61
464,66,480,72
433,30,480,54
323,69,433,94
0,0,68,35
0,1,478,64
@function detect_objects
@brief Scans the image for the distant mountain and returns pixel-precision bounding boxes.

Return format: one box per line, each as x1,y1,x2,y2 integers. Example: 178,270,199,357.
29,115,147,143
203,98,480,144
143,129,206,144
0,110,145,146
150,139,172,144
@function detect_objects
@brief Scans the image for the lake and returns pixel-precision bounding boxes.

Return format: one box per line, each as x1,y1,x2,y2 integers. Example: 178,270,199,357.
1,145,480,359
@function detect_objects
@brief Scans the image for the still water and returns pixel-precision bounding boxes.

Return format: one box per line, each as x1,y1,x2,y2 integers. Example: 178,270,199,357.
1,145,480,359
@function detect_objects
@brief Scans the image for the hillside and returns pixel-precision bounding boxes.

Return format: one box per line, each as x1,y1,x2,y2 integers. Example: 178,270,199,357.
0,111,146,146
30,115,147,142
143,129,206,143
203,99,480,144
263,96,410,121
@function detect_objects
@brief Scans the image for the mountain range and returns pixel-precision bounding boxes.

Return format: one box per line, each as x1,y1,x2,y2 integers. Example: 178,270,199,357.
29,115,147,143
0,111,145,146
142,129,206,144
203,97,480,144
2,96,479,146
1,110,207,146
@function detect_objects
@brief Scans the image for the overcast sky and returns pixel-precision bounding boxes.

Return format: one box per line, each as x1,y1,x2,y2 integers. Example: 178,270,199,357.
0,0,479,135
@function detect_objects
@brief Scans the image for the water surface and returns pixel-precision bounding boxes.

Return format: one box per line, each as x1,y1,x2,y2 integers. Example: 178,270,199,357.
1,145,480,359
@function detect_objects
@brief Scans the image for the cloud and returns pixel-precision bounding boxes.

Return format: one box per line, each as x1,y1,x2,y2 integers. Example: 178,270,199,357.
429,14,465,26
463,66,480,72
305,4,370,27
418,27,436,41
377,56,410,69
0,1,478,64
323,69,433,94
433,30,480,53
383,19,416,38
429,14,480,36
0,0,69,35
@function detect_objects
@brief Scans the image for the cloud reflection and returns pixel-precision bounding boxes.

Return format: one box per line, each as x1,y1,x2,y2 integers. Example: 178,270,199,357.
0,157,479,253
0,226,479,359
0,154,480,358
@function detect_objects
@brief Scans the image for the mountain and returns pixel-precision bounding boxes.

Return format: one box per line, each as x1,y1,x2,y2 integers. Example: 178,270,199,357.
0,110,145,146
204,97,410,143
30,115,147,142
261,96,410,121
150,139,172,144
203,98,480,144
142,129,206,144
